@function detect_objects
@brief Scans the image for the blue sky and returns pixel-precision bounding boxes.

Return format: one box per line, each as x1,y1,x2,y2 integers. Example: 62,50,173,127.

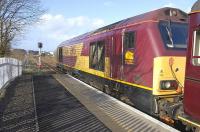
15,0,196,51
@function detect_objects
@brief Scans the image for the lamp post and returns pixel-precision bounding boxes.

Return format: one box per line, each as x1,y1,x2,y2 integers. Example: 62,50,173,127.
38,42,43,68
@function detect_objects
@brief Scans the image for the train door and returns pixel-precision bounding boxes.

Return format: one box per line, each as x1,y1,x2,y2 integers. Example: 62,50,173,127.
104,37,111,78
121,30,135,80
58,47,63,63
109,35,115,78
110,30,135,80
110,31,121,79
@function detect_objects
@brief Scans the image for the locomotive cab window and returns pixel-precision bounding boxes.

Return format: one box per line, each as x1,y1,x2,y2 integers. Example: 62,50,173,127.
159,21,188,49
89,41,105,71
124,31,135,49
192,30,200,66
124,31,135,65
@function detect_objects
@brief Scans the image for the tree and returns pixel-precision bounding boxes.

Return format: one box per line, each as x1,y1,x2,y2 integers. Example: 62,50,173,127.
0,0,44,57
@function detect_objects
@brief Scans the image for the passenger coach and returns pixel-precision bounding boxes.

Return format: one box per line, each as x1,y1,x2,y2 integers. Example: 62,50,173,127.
56,7,188,123
177,0,200,130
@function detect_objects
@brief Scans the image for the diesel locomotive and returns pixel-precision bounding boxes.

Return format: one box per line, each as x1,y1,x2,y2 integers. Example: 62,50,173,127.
56,8,188,123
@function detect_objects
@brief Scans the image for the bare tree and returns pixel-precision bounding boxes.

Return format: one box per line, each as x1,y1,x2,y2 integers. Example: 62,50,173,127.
0,0,44,57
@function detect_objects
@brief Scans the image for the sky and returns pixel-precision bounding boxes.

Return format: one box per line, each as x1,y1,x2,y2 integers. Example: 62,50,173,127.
14,0,196,52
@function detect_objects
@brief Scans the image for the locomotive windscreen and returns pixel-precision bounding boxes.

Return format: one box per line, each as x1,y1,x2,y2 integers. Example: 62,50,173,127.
159,21,188,49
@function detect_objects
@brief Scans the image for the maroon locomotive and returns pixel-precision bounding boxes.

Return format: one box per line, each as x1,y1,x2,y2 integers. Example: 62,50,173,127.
56,8,188,124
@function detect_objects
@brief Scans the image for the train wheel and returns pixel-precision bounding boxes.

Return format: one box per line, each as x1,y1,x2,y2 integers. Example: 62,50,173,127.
104,85,111,95
113,83,121,99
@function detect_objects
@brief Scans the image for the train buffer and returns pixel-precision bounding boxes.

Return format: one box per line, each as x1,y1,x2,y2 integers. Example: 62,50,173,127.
0,74,179,132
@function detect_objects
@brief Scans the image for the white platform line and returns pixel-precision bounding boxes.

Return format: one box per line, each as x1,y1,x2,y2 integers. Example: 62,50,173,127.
32,76,39,132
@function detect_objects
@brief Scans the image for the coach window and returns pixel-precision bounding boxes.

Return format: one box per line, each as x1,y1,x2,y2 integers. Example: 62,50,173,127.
89,41,105,71
192,29,200,66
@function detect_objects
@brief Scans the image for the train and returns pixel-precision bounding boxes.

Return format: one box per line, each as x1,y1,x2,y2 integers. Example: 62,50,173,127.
56,7,188,125
177,0,200,131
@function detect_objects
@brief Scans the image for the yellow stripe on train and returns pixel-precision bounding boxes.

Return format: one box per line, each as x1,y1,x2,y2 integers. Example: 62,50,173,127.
61,44,186,95
64,62,153,91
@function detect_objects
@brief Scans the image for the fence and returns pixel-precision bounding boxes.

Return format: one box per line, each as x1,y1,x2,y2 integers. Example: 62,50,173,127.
0,58,22,89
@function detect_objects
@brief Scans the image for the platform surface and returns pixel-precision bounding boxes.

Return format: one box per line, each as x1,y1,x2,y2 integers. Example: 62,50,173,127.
0,73,179,132
0,75,110,132
54,74,179,132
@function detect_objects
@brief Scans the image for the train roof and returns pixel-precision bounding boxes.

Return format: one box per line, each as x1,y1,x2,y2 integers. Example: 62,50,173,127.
192,0,200,12
58,7,187,47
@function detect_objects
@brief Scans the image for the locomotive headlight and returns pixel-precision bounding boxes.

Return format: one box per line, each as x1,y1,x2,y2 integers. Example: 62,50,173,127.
164,82,171,89
160,80,178,90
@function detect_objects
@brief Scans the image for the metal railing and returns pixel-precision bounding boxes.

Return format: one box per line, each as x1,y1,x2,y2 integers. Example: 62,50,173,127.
0,58,22,89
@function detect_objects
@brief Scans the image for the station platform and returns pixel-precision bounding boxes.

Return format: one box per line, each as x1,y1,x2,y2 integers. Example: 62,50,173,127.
0,75,110,132
0,73,179,132
54,74,179,132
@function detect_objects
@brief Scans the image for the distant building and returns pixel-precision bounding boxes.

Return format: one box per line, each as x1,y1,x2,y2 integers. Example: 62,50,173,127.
11,48,27,55
28,50,39,55
41,51,54,56
27,50,54,56
49,52,54,56
10,48,27,60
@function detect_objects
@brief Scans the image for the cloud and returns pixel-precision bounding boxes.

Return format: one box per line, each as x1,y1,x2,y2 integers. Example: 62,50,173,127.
35,14,106,44
185,6,191,13
91,18,105,29
163,2,176,8
38,14,105,40
19,14,106,51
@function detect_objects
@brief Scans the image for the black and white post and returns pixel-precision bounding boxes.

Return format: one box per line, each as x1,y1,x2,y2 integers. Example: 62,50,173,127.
38,42,43,68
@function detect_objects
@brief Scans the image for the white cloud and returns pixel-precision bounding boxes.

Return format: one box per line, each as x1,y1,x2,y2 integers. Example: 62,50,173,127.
36,14,106,43
91,18,105,29
163,2,176,8
67,16,90,27
19,14,106,51
185,6,191,13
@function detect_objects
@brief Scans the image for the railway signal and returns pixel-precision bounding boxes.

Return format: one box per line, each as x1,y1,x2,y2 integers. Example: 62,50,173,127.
38,42,43,68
